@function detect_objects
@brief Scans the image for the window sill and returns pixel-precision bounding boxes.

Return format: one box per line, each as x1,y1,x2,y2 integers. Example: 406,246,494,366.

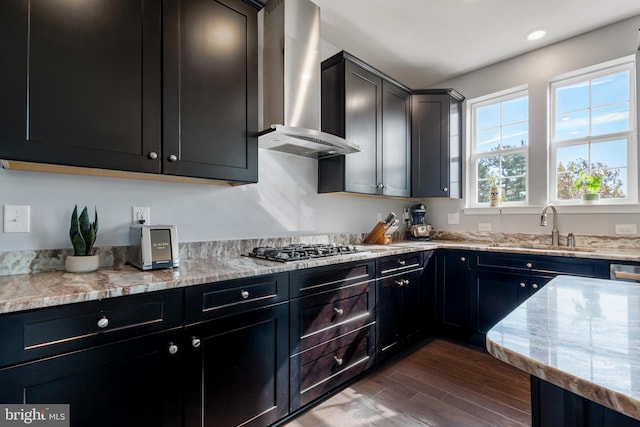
464,203,640,215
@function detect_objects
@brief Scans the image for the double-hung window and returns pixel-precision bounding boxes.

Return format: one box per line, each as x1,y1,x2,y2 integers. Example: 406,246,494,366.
550,55,637,204
468,87,529,207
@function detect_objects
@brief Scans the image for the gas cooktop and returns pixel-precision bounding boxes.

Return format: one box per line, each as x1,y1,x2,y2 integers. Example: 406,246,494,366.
247,244,359,263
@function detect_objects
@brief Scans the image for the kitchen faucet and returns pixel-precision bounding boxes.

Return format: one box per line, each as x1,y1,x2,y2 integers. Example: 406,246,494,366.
540,203,559,246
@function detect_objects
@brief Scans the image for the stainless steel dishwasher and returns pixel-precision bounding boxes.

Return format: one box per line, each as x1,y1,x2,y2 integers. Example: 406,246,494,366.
610,264,640,282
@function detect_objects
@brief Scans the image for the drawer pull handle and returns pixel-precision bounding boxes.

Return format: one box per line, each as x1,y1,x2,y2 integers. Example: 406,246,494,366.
334,307,344,316
520,282,526,288
240,290,250,299
191,337,201,348
398,260,406,266
532,283,539,289
334,356,344,366
168,343,179,355
526,262,532,268
97,316,109,329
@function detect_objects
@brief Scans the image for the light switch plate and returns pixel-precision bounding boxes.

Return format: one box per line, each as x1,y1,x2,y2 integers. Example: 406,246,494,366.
478,223,492,231
615,224,637,235
4,205,30,233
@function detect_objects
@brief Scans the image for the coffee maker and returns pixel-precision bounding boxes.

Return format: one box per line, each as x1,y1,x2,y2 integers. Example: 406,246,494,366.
404,203,433,241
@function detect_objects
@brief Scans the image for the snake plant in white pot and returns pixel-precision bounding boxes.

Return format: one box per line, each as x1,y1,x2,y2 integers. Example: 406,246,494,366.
65,205,100,273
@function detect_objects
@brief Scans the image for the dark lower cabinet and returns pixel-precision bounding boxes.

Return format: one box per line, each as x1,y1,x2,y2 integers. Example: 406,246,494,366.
469,270,551,346
184,302,289,427
532,377,640,427
376,252,427,363
435,250,470,340
0,330,182,427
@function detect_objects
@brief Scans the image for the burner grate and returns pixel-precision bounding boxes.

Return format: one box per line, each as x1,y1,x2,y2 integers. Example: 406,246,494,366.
247,244,358,263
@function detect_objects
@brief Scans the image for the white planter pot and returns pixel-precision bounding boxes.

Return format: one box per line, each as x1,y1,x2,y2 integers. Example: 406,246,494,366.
65,254,100,273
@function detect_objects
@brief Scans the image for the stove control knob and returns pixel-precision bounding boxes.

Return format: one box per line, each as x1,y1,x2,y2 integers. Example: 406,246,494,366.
168,343,179,355
191,337,201,348
240,290,249,299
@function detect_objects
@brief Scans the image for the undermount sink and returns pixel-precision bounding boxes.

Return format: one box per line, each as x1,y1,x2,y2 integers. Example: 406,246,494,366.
488,243,596,253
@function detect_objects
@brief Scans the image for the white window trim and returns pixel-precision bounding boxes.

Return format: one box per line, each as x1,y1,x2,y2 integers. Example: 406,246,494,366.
548,54,638,206
466,85,529,209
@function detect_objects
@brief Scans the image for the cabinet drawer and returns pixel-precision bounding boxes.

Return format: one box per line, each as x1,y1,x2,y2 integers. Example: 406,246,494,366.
290,260,375,298
0,289,183,368
185,272,288,323
475,252,609,277
377,252,423,276
296,282,373,351
291,324,374,409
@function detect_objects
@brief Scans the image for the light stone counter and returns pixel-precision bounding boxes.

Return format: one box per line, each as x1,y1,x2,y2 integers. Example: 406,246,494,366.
2,231,640,316
487,275,640,421
0,243,419,315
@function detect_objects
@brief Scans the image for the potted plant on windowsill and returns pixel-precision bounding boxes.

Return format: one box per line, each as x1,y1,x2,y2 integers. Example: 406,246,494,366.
573,170,602,203
65,205,99,273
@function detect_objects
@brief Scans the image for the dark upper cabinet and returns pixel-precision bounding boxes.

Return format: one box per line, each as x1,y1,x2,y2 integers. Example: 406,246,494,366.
319,51,411,197
0,0,259,183
411,89,464,198
0,0,162,173
163,0,258,182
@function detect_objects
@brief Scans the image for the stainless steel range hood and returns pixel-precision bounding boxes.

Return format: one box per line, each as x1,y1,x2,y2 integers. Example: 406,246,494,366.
258,0,361,158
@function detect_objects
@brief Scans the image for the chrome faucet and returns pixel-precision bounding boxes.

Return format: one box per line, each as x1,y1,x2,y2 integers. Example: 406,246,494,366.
540,203,559,246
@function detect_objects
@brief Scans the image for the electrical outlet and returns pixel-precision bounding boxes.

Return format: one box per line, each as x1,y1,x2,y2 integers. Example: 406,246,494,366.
4,205,30,233
447,213,459,225
132,207,150,225
615,224,637,235
478,223,492,231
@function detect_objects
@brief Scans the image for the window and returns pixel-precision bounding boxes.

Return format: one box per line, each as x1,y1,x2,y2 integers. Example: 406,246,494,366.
468,87,529,207
550,55,637,204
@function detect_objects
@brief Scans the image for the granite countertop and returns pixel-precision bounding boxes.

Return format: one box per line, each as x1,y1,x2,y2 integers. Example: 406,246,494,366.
1,236,639,316
486,275,640,421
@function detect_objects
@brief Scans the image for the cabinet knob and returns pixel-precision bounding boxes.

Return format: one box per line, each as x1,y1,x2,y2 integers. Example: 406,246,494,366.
395,279,405,286
442,187,448,192
460,257,466,262
168,343,179,355
333,356,344,366
376,183,384,189
240,290,249,299
404,279,410,286
532,283,539,289
383,184,390,189
97,316,109,329
191,337,201,348
526,263,533,268
168,154,178,162
334,307,344,316
520,282,526,288
148,151,158,160
398,260,406,266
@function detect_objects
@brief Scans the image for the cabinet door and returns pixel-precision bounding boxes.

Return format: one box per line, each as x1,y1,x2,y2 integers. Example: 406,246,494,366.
0,0,162,173
0,330,182,427
381,81,411,197
411,91,463,198
163,0,258,182
184,302,289,427
376,276,402,360
436,250,469,339
400,269,424,346
343,60,382,194
469,270,529,346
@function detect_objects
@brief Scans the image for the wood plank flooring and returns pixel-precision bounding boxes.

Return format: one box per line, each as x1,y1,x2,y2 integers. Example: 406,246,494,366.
283,338,531,427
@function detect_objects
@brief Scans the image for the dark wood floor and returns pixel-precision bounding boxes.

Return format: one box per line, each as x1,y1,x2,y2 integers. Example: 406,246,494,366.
284,338,531,427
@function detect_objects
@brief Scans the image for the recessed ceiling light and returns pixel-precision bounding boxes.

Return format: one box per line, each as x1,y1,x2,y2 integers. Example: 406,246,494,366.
526,28,547,41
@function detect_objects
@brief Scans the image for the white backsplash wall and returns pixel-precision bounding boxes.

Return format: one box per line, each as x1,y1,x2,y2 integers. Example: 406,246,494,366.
0,150,406,251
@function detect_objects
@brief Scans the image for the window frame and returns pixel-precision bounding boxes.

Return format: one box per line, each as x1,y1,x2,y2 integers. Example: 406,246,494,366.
467,85,530,209
549,55,638,206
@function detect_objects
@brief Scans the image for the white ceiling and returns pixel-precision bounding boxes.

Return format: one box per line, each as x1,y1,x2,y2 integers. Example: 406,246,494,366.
313,0,640,88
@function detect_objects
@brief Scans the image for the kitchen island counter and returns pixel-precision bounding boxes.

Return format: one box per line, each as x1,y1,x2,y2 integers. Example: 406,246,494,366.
487,275,640,422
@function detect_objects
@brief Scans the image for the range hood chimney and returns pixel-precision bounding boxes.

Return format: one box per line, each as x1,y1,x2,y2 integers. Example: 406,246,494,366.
258,0,361,158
